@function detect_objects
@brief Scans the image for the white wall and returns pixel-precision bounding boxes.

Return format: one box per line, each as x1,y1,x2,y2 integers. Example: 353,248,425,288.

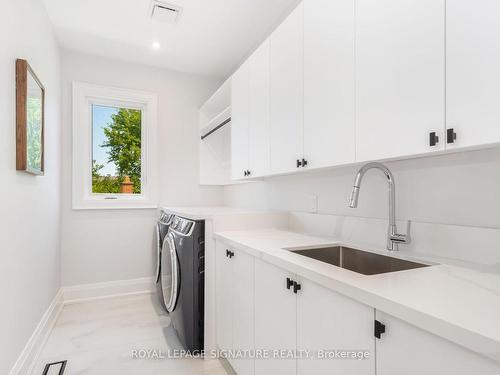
0,0,61,373
225,147,500,230
60,50,224,286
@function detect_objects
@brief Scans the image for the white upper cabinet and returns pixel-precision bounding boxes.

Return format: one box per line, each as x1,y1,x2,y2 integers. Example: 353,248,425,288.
355,0,445,161
446,0,500,149
231,40,270,179
226,0,500,180
248,39,271,178
303,0,355,168
269,2,304,174
231,61,250,180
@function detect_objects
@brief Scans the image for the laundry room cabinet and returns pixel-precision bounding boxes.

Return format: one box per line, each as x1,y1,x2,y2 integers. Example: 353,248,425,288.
355,0,445,162
230,61,250,180
253,258,375,375
247,39,271,178
375,311,500,375
215,242,255,375
446,0,500,150
231,39,270,180
269,2,304,174
268,0,357,175
296,276,375,374
254,259,297,374
223,0,500,182
216,239,500,375
303,0,356,169
215,242,232,352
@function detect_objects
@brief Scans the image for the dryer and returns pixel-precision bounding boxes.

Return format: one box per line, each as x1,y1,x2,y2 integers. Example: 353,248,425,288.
161,215,205,352
155,211,174,312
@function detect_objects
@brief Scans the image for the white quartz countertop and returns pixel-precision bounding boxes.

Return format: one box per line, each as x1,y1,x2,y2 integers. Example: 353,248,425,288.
214,228,500,362
161,206,268,220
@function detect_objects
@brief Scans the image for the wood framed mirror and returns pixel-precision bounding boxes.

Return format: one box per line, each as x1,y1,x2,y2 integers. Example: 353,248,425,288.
16,59,45,175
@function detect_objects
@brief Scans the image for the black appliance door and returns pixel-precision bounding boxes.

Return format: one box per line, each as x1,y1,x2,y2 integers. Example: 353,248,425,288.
156,221,171,283
161,232,180,313
155,223,162,283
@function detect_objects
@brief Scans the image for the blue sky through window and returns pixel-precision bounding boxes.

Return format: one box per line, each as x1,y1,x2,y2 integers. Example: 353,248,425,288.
92,105,118,176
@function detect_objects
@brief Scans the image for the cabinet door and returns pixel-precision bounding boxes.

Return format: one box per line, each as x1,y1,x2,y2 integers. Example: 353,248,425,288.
231,249,255,375
303,0,355,169
215,242,233,351
254,259,297,375
355,0,445,161
248,39,270,178
269,2,304,174
446,0,500,149
231,62,250,180
376,311,500,375
297,278,375,375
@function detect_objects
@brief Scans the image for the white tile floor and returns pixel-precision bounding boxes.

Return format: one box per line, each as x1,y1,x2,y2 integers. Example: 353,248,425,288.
32,294,227,375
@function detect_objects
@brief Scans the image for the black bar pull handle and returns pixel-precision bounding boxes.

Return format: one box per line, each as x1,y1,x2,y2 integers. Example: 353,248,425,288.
293,281,301,294
429,132,439,146
374,320,386,339
447,128,457,144
226,249,230,258
286,277,294,290
296,159,302,168
301,158,308,167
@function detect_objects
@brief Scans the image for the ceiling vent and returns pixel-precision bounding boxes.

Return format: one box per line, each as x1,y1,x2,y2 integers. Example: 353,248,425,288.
150,1,182,24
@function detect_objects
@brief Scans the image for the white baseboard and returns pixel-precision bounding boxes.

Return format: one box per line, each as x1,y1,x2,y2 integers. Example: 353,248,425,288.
63,277,153,305
9,289,64,375
9,277,154,375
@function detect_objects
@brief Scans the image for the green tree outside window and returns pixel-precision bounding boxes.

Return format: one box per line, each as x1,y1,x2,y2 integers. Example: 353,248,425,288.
92,108,142,194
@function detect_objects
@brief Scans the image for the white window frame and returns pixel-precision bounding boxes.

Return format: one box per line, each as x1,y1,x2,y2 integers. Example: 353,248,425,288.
72,82,158,210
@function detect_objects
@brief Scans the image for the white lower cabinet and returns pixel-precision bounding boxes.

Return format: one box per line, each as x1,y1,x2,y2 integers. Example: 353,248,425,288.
296,276,375,374
215,242,254,375
217,242,500,375
254,258,375,375
254,259,297,375
231,247,255,375
215,242,233,352
375,311,500,375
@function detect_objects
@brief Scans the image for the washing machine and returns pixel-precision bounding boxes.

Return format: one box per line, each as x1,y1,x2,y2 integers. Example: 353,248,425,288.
154,210,174,312
161,215,205,352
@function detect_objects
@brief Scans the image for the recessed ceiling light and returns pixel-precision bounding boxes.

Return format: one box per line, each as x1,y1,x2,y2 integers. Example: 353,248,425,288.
152,41,161,50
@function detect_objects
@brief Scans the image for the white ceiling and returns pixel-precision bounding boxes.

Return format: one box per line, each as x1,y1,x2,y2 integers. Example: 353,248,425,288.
42,0,301,78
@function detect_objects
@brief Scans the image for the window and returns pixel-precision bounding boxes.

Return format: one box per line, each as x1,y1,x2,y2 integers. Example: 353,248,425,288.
92,105,142,195
72,82,158,209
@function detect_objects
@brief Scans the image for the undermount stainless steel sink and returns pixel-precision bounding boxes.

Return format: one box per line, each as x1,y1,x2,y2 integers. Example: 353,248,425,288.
290,246,429,275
